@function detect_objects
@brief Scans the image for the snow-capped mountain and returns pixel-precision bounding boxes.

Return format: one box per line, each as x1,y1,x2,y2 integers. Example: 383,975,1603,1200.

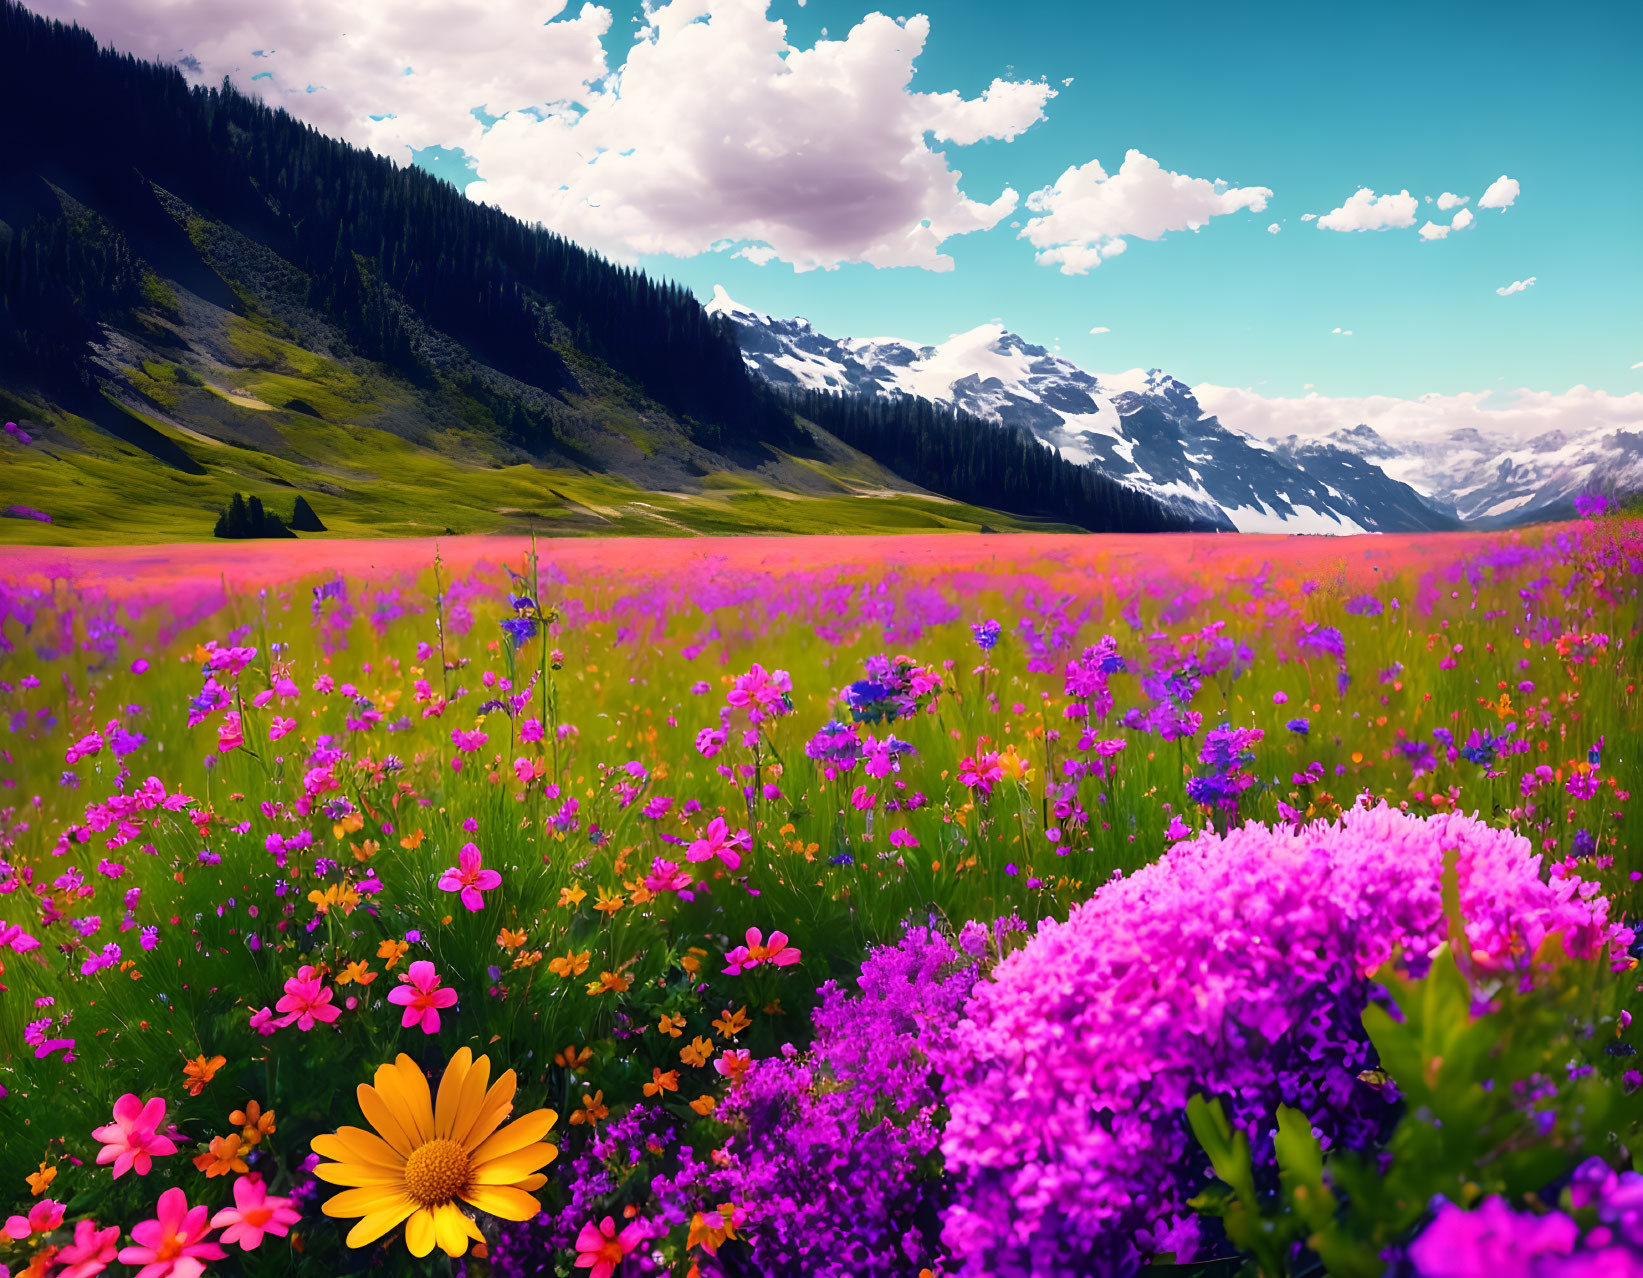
1280,423,1643,525
706,287,1455,535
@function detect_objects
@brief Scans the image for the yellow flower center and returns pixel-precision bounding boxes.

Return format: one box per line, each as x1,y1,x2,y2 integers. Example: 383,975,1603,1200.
402,1139,470,1207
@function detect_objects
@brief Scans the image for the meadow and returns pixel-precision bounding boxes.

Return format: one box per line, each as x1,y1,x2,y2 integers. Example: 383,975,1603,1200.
1,516,1640,1278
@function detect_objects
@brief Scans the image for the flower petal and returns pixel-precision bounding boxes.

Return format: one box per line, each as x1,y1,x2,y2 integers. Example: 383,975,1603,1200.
317,1127,407,1171
449,1052,492,1147
345,1201,419,1250
458,1070,518,1152
461,1184,543,1222
323,1185,414,1219
468,1108,558,1167
404,1207,437,1258
433,1047,473,1140
390,1055,435,1145
432,1201,479,1256
355,1085,416,1158
468,1144,557,1185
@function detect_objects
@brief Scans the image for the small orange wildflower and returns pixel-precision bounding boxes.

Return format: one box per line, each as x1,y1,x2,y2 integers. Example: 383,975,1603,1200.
229,1100,276,1146
555,1044,593,1069
25,1161,56,1196
585,970,631,996
687,1094,717,1117
711,1005,751,1038
182,1053,226,1096
497,927,527,949
376,938,408,969
548,950,591,979
642,1068,680,1097
335,960,376,986
680,1036,714,1068
192,1133,250,1178
558,883,587,908
569,1090,609,1127
657,1013,686,1039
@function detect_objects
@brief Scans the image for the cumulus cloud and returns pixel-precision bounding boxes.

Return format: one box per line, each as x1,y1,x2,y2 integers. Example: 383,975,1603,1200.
1418,206,1476,241
1267,222,1281,234
1089,325,1110,334
1331,327,1353,336
1315,187,1419,232
1018,149,1272,274
36,0,1054,272
1196,382,1643,446
1478,174,1520,209
1496,276,1537,296
1436,192,1468,210
1300,212,1317,221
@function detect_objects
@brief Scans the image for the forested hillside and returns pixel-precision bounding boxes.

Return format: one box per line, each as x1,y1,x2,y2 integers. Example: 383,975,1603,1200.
0,0,1189,537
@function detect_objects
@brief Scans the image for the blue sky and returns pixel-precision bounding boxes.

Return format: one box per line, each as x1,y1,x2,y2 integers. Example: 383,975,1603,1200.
45,0,1643,408
599,0,1639,399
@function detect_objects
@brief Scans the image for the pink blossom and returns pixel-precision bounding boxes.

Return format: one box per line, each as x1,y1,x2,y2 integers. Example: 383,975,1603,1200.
269,716,296,742
573,1215,646,1278
210,1174,301,1250
438,842,502,911
56,1217,121,1278
66,731,105,764
722,927,801,975
274,964,340,1030
387,959,457,1034
92,1094,180,1179
4,1197,65,1238
686,816,749,871
643,858,694,894
216,713,244,753
451,727,489,753
118,1186,226,1278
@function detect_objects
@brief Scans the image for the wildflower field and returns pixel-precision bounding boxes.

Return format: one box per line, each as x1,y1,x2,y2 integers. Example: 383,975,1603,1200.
2,517,1641,1278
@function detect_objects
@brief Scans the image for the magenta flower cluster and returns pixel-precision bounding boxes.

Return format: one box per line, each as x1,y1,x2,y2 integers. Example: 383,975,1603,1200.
937,804,1633,1276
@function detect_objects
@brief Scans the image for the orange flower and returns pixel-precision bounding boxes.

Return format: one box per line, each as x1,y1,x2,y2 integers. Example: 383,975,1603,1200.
585,970,631,997
511,949,544,970
642,1068,680,1097
680,1036,714,1068
354,839,380,862
687,1094,718,1117
182,1053,226,1096
335,960,376,986
592,886,625,917
558,884,587,908
229,1100,277,1146
307,882,360,915
497,928,527,949
554,1044,593,1069
192,1132,250,1178
686,1203,738,1253
376,939,408,969
657,1013,686,1039
399,828,426,850
711,1006,751,1038
680,947,708,975
548,950,591,979
332,810,365,839
568,1090,609,1127
25,1161,56,1196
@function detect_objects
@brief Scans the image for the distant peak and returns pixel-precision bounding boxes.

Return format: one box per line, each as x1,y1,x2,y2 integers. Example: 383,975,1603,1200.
705,285,769,323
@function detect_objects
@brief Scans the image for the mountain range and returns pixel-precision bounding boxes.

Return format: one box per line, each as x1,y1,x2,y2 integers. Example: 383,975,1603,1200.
0,0,1180,543
707,287,1640,534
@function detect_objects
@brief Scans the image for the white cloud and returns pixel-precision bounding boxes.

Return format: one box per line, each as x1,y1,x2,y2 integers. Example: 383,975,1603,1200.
1196,382,1643,445
1418,206,1476,240
1496,276,1537,296
1088,325,1110,334
1633,360,1643,370
1018,149,1272,274
1331,327,1353,336
1300,212,1317,221
1315,187,1419,232
1436,192,1469,210
1479,174,1520,209
37,0,1054,273
1266,222,1281,234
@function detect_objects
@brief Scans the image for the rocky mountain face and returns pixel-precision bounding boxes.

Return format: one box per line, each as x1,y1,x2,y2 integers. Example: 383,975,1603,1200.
708,288,1459,535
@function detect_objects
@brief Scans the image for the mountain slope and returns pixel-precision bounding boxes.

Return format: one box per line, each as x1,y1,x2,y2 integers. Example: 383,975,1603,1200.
706,289,1458,536
1283,424,1643,526
0,0,1190,541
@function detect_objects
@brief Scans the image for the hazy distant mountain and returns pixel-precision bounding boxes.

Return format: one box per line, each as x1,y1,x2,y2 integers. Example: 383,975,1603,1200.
708,288,1458,535
1281,423,1643,526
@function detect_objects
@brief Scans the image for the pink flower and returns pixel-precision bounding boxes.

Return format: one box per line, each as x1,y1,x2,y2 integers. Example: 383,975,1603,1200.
722,927,801,975
269,716,296,742
210,1174,301,1250
92,1094,180,1179
248,1005,276,1036
4,1197,64,1238
56,1217,122,1278
686,817,749,872
642,858,693,894
574,1215,646,1278
216,713,244,753
451,727,489,753
118,1186,226,1278
958,751,1004,797
387,959,457,1034
275,964,340,1030
437,842,501,911
889,827,919,849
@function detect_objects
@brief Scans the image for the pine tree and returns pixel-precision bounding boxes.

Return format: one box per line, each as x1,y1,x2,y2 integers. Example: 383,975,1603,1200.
290,495,327,532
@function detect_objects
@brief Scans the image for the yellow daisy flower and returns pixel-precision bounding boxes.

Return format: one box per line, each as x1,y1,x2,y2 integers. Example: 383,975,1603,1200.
310,1048,559,1258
